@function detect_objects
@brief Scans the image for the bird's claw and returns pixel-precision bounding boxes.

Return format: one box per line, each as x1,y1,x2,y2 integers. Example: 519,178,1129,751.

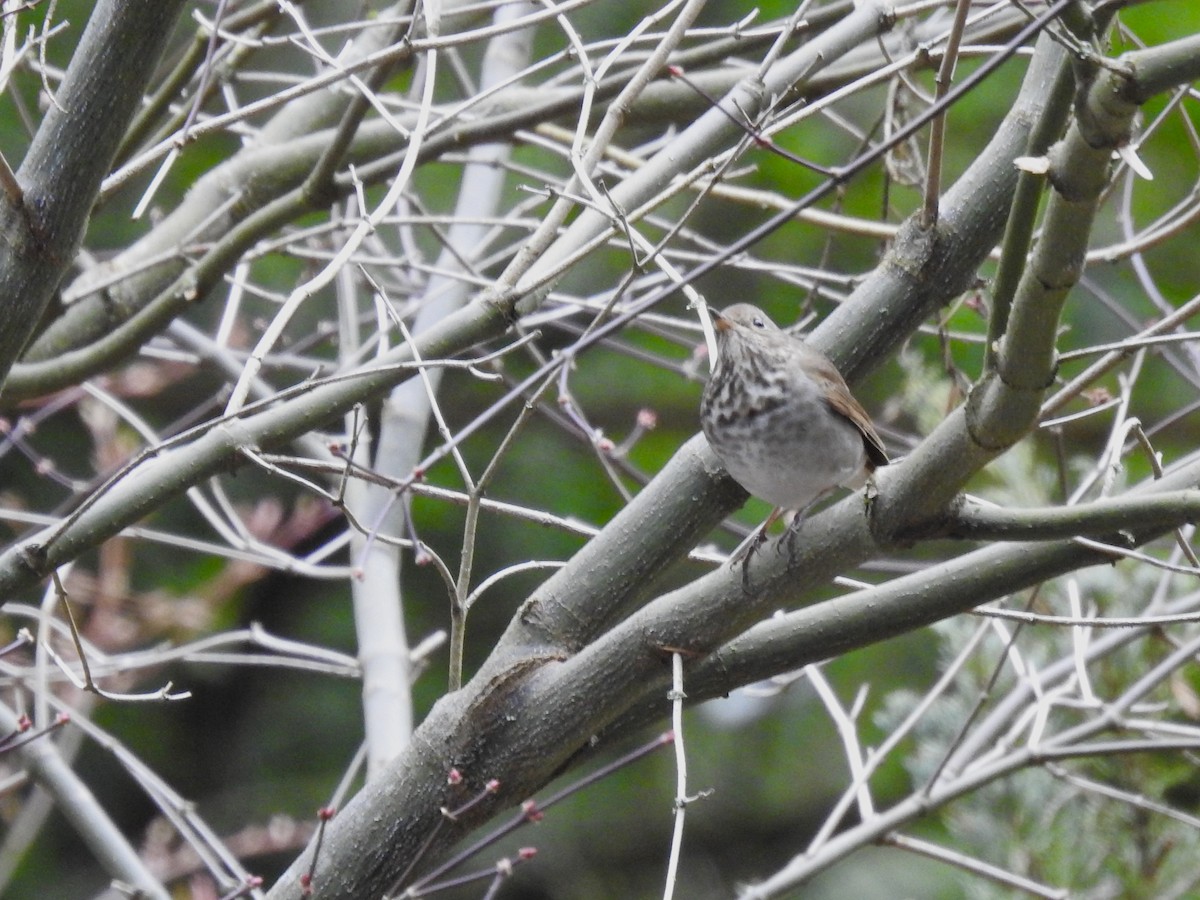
728,524,770,592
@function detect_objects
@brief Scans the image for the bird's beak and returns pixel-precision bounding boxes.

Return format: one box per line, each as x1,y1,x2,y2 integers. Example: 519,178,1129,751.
709,308,731,332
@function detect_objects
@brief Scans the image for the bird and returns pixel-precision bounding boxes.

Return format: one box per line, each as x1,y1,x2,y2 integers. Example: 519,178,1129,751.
699,303,888,562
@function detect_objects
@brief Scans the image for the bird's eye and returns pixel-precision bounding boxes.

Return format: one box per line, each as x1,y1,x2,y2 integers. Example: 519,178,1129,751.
752,316,765,328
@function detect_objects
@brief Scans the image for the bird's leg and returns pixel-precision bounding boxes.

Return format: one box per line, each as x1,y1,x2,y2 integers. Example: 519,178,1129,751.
724,531,759,592
780,493,833,565
751,508,784,558
728,523,765,566
781,510,805,562
729,508,781,563
728,508,784,588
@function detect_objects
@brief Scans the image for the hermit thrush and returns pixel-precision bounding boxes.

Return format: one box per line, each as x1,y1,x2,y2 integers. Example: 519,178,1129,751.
700,304,888,557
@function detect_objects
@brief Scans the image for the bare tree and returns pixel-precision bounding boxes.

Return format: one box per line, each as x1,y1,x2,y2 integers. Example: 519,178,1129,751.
1,1,1200,898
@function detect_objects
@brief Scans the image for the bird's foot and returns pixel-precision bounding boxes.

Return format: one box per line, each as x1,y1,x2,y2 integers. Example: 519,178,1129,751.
774,504,817,566
728,523,770,591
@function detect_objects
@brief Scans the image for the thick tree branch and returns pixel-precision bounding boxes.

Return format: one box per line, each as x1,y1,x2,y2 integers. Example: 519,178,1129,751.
939,491,1200,540
0,0,182,384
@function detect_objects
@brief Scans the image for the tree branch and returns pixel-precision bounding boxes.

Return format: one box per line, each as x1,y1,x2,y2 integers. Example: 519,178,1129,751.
0,0,182,383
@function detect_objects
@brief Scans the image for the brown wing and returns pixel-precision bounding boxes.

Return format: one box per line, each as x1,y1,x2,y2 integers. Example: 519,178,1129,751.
801,346,889,469
824,382,889,468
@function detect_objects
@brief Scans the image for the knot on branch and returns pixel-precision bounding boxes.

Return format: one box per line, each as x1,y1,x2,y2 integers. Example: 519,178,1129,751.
963,369,1048,453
